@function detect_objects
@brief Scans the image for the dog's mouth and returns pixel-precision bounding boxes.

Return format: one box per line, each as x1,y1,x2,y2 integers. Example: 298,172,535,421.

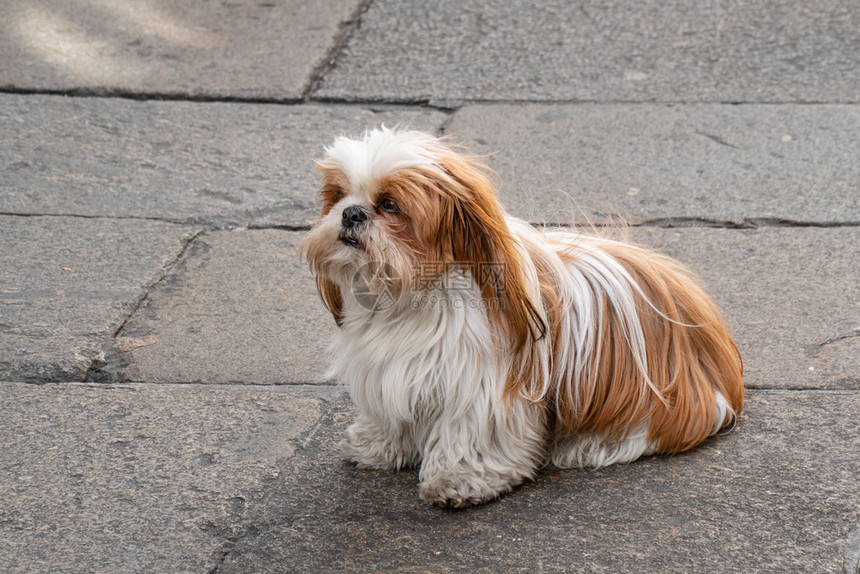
338,233,362,249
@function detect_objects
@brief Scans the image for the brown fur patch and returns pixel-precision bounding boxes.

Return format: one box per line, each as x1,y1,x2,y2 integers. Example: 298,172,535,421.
546,242,744,453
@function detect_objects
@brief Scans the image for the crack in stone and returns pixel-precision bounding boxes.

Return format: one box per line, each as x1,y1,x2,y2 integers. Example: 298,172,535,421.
246,223,312,232
84,229,205,383
820,329,860,349
5,86,860,106
203,390,348,573
206,534,241,574
0,211,189,225
633,217,860,229
534,217,860,230
303,0,376,100
0,212,314,233
695,131,739,149
437,109,463,136
0,85,303,105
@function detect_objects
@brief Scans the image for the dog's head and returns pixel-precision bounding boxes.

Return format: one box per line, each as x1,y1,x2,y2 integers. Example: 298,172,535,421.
301,127,544,347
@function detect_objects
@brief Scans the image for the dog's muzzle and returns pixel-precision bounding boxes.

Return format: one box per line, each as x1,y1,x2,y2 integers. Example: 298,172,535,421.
341,205,368,229
339,205,368,248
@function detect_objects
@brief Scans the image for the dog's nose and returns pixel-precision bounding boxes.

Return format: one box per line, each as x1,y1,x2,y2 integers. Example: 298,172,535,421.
341,205,368,228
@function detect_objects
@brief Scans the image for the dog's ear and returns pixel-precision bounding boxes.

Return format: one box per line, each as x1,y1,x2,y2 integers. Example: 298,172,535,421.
316,276,344,326
431,150,546,351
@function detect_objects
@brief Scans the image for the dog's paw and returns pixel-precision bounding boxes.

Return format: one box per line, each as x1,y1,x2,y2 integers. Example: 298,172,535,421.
342,426,390,470
342,442,390,471
418,474,511,508
342,423,417,471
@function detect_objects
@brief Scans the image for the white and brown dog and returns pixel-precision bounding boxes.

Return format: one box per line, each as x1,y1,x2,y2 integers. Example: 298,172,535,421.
302,127,743,507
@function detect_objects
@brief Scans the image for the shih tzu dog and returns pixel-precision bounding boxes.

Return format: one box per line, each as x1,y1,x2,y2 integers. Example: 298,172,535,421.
301,127,743,508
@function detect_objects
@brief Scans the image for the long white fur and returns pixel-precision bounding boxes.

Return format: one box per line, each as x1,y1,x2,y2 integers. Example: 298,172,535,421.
331,275,547,506
307,127,735,506
321,129,443,202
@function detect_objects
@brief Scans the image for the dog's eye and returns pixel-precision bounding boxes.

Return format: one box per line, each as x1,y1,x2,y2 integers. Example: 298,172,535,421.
377,197,400,214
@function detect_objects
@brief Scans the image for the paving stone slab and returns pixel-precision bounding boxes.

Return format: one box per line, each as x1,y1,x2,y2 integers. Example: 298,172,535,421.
0,0,361,99
103,227,858,390
0,93,448,228
317,0,860,104
98,229,333,385
0,382,339,574
216,390,860,574
446,103,860,225
0,215,198,382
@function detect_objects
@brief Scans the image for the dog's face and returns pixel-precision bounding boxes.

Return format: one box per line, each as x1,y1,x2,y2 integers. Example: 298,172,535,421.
301,128,544,348
301,129,441,301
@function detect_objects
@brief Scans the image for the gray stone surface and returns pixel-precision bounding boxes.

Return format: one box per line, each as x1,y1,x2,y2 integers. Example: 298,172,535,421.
0,382,338,574
0,0,361,100
317,0,860,104
97,230,334,385
2,1,859,572
215,390,860,574
631,227,860,390
847,522,860,574
96,226,858,390
0,215,198,382
0,93,448,228
446,104,860,225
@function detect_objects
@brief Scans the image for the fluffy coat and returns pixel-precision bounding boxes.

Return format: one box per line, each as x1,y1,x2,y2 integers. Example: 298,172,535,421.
302,128,743,507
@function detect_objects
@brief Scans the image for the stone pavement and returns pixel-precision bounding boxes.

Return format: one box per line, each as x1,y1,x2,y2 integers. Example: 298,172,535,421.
0,1,858,572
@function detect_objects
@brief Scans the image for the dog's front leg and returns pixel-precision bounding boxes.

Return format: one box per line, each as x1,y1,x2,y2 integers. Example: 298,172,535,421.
418,399,546,508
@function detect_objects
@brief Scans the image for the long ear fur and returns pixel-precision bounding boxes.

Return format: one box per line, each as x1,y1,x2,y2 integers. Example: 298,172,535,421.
430,149,546,352
316,276,344,326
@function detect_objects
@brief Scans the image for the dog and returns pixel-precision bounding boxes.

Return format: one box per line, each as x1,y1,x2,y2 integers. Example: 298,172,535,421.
301,127,743,507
